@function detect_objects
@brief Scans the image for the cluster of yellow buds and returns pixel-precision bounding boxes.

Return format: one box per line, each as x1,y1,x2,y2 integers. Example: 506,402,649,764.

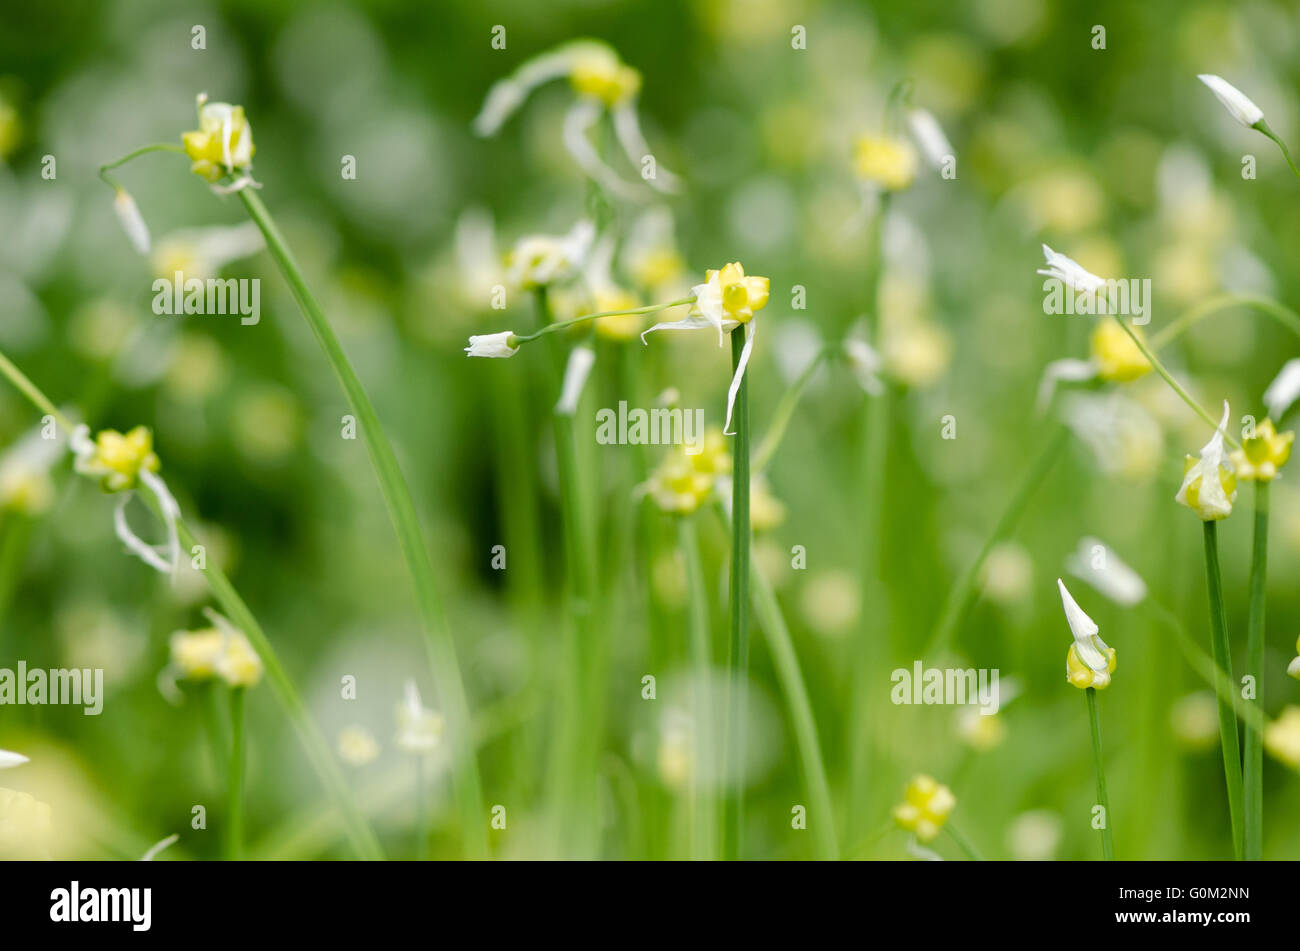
853,134,917,191
169,616,263,689
1090,320,1152,383
569,45,642,107
1231,418,1294,483
644,428,731,515
1175,402,1236,521
72,425,160,493
892,774,956,842
182,96,255,183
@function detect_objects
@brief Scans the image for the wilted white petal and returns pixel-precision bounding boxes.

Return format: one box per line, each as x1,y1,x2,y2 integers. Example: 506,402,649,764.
640,315,720,341
1264,358,1300,421
611,103,681,193
556,345,595,416
465,331,519,358
563,100,644,200
0,749,29,769
907,108,954,170
1175,400,1234,519
113,189,151,256
472,46,583,136
1066,537,1147,606
141,833,179,861
1036,358,1097,413
1037,244,1106,295
1197,74,1264,128
844,339,884,395
723,323,756,436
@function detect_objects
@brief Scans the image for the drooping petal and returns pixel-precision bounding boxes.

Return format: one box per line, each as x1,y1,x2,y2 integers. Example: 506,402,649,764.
1036,358,1097,412
611,103,681,193
472,45,586,136
1264,358,1300,421
0,749,29,770
723,322,756,436
556,345,596,416
639,315,720,343
562,99,644,200
1066,537,1148,606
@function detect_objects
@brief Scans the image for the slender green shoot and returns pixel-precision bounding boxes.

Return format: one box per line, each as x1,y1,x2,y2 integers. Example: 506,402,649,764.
1244,481,1269,860
722,326,751,861
225,686,246,860
678,517,717,861
1202,521,1245,859
1086,686,1115,860
946,822,985,861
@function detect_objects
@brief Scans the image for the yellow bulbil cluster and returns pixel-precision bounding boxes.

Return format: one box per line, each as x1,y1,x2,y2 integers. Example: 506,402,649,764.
1066,639,1117,690
182,100,255,183
711,262,770,325
645,428,731,515
1090,320,1151,383
1177,453,1237,520
892,774,955,843
1232,419,1294,483
170,625,263,688
76,426,160,493
569,47,642,107
853,134,917,191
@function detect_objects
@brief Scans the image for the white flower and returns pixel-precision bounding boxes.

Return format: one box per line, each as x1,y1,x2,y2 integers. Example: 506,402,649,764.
1038,244,1106,295
1175,401,1236,520
337,726,381,766
1264,358,1300,422
556,345,595,416
472,41,617,136
844,339,884,395
506,219,595,289
1066,537,1147,606
907,108,954,170
113,188,151,256
1036,358,1097,412
1197,74,1264,128
464,331,519,358
395,680,444,755
1057,578,1114,688
0,749,28,770
151,221,264,282
1060,391,1163,478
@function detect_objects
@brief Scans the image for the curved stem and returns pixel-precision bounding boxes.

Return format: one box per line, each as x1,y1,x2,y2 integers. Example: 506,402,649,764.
1255,121,1300,182
751,346,833,474
945,822,985,861
1244,481,1269,860
237,188,486,858
1150,293,1300,351
225,686,246,860
723,327,751,861
98,143,186,189
1203,521,1245,859
1086,687,1115,860
512,297,694,345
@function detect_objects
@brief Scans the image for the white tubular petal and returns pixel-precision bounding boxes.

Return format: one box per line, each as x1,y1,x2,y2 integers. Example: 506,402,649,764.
141,469,182,579
113,189,151,256
562,100,644,201
1036,358,1097,413
1057,578,1108,672
472,46,582,136
1264,358,1300,421
0,749,29,769
1066,537,1147,606
639,315,717,343
556,345,596,417
140,833,179,861
907,108,954,170
723,323,756,437
611,104,681,193
114,472,182,576
1197,74,1264,128
844,339,884,396
114,495,172,574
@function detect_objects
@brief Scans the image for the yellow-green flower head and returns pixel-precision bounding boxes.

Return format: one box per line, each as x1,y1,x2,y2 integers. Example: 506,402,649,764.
1231,418,1294,483
215,630,263,688
1090,320,1152,383
72,424,160,493
568,45,642,107
645,448,717,515
169,628,225,680
853,134,917,191
958,708,1006,752
892,774,956,843
182,96,255,183
338,726,381,767
0,787,53,859
1175,401,1237,520
1265,706,1300,770
1058,578,1116,689
749,475,786,533
690,262,770,338
506,220,595,290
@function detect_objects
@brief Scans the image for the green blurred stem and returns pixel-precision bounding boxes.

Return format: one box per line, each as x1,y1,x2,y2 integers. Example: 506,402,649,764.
1202,521,1245,860
1115,318,1240,449
237,189,486,858
945,823,985,861
1244,481,1269,860
723,326,751,861
511,297,694,345
678,517,716,861
1086,687,1114,860
749,560,837,859
1254,121,1300,182
1146,600,1263,733
1150,294,1300,351
752,346,833,474
97,143,184,190
926,424,1069,656
225,686,246,861
0,513,32,632
0,349,384,858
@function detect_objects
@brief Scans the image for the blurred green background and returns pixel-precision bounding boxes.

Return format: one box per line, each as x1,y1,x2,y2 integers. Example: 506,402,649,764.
2,0,1300,860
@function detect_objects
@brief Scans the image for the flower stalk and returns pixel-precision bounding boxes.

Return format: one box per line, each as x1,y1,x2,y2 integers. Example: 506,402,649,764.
722,326,751,861
1203,521,1246,859
1085,687,1114,860
225,686,246,860
678,517,716,860
1244,480,1269,860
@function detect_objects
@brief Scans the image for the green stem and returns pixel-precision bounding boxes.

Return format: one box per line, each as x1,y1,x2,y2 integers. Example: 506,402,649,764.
723,326,751,861
1150,293,1300,351
945,822,985,861
0,513,32,632
511,297,694,345
1115,317,1240,449
678,517,716,861
1085,687,1115,860
1244,481,1269,860
749,559,837,859
98,143,185,189
0,350,71,431
237,189,485,858
226,686,246,860
415,756,429,860
925,424,1069,656
1202,521,1245,859
751,346,833,474
0,350,383,859
1255,120,1300,182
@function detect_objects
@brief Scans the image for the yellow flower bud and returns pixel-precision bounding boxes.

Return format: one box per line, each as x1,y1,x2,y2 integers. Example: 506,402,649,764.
1066,640,1117,690
892,774,956,843
169,628,225,680
1090,320,1151,383
853,135,917,191
182,99,255,182
707,262,769,325
216,631,263,688
569,48,641,106
643,427,733,515
75,426,161,492
1231,418,1294,483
